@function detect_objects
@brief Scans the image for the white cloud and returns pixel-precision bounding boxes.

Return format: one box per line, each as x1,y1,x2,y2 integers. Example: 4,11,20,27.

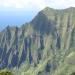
0,0,75,10
48,0,75,9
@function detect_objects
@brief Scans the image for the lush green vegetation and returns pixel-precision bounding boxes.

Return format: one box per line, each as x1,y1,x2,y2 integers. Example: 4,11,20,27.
71,72,75,75
0,71,13,75
0,7,75,75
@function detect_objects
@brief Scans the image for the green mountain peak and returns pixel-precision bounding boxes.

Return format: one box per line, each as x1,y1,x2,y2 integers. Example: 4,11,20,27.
0,7,75,75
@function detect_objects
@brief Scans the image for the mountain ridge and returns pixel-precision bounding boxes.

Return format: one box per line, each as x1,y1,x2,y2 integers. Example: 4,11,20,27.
1,6,75,32
0,7,75,75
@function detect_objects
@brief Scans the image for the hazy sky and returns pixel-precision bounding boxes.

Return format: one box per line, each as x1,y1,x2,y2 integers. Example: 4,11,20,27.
0,0,75,30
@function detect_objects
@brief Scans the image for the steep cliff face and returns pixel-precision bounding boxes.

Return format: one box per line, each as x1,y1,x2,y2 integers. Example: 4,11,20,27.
0,7,75,75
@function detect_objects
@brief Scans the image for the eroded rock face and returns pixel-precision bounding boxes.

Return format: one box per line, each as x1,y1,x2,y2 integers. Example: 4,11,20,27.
0,7,75,75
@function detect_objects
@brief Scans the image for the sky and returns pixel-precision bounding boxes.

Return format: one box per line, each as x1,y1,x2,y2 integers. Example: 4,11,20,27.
0,0,75,30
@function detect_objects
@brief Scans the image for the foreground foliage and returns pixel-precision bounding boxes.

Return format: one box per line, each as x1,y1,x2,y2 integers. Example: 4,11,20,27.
0,71,13,75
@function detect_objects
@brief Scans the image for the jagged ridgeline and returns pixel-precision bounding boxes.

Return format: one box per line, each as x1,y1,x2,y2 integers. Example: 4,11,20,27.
0,7,75,75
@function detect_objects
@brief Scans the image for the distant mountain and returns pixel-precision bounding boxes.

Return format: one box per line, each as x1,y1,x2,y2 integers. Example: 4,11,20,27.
0,7,75,75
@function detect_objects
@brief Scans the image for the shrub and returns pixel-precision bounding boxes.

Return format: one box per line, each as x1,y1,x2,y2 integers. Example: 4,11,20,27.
0,71,13,75
70,72,75,75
